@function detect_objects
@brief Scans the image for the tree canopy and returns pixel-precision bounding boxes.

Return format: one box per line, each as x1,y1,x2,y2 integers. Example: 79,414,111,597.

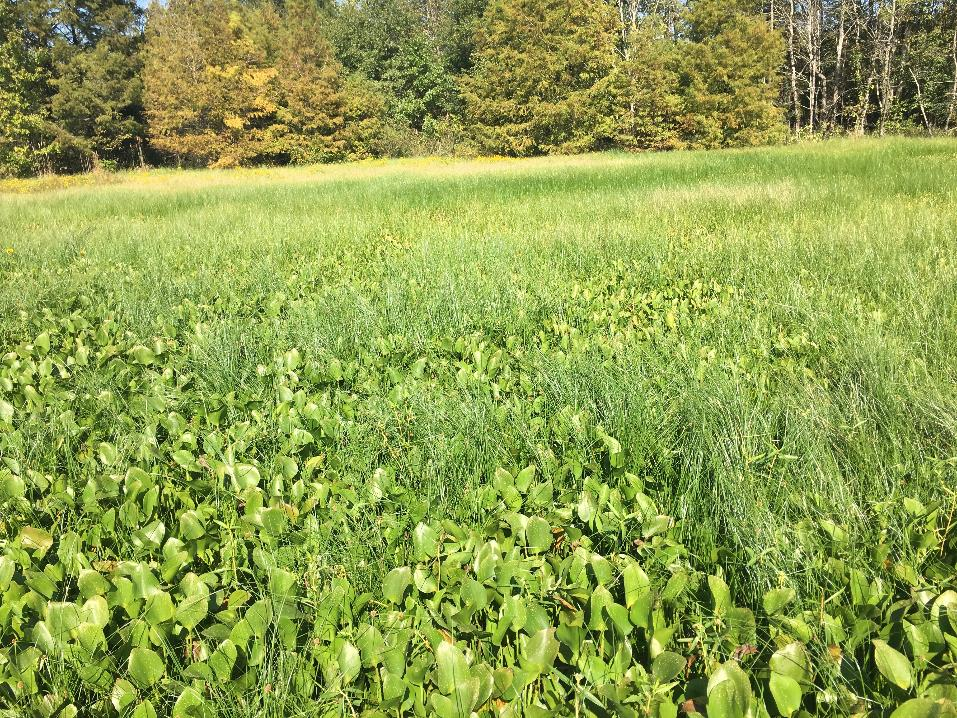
1,0,955,176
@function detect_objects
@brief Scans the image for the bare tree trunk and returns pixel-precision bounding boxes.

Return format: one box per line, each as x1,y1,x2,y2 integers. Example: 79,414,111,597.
806,0,819,132
907,66,932,135
856,70,875,135
947,23,957,131
788,0,802,132
829,0,848,132
877,0,898,136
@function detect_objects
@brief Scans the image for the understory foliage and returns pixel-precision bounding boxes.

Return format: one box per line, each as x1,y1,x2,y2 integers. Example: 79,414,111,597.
3,0,956,174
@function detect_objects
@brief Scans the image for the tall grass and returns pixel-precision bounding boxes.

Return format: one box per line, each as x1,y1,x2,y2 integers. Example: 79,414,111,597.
2,136,956,602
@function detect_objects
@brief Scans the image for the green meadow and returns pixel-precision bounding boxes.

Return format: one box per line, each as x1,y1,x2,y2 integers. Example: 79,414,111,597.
1,138,956,717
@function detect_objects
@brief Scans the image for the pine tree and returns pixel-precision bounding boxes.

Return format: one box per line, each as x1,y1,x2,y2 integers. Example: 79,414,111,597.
41,0,146,169
143,0,279,167
462,0,620,156
269,0,384,162
680,0,785,148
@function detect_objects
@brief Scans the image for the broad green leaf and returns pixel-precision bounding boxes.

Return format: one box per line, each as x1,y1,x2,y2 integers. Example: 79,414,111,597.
652,651,686,683
245,599,273,636
98,442,119,466
763,587,796,615
111,679,137,712
435,640,470,695
890,698,951,718
131,700,157,718
769,672,802,716
0,399,13,423
873,639,913,690
383,566,412,604
577,491,597,523
234,463,261,489
431,677,480,718
707,678,744,718
20,526,53,552
172,450,195,469
46,602,83,642
144,591,175,626
131,346,156,365
172,687,210,718
128,647,165,689
525,516,552,553
515,465,536,492
338,640,361,684
707,661,751,716
209,639,237,682
1,472,25,499
521,628,559,674
413,522,439,560
268,567,298,602
623,561,650,609
34,331,50,355
708,574,733,615
770,642,811,684
176,573,210,630
78,569,111,598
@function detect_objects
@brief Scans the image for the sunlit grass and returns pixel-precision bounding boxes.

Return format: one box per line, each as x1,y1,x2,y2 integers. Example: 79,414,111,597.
2,136,956,600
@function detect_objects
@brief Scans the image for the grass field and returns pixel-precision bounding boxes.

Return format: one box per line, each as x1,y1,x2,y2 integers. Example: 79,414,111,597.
1,138,956,716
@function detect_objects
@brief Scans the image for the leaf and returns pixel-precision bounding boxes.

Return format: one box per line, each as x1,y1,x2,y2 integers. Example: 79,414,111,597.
111,679,137,712
172,450,196,469
413,523,439,560
623,561,650,609
708,574,733,615
338,640,361,684
521,628,559,675
98,442,119,466
514,465,536,492
143,591,175,626
128,647,165,689
763,587,796,615
46,602,83,638
890,698,950,718
172,687,210,718
652,651,686,682
432,677,480,718
769,672,802,717
707,661,751,716
234,463,261,489
34,331,50,354
525,516,552,553
873,639,913,690
577,491,597,523
176,573,210,630
383,566,412,604
0,399,13,423
131,346,156,365
770,642,812,684
268,567,298,602
435,640,470,695
209,639,237,682
20,526,53,552
131,701,157,718
1,472,25,499
707,678,744,718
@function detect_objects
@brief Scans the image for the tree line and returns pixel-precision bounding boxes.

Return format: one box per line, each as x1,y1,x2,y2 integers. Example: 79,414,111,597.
1,0,955,176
